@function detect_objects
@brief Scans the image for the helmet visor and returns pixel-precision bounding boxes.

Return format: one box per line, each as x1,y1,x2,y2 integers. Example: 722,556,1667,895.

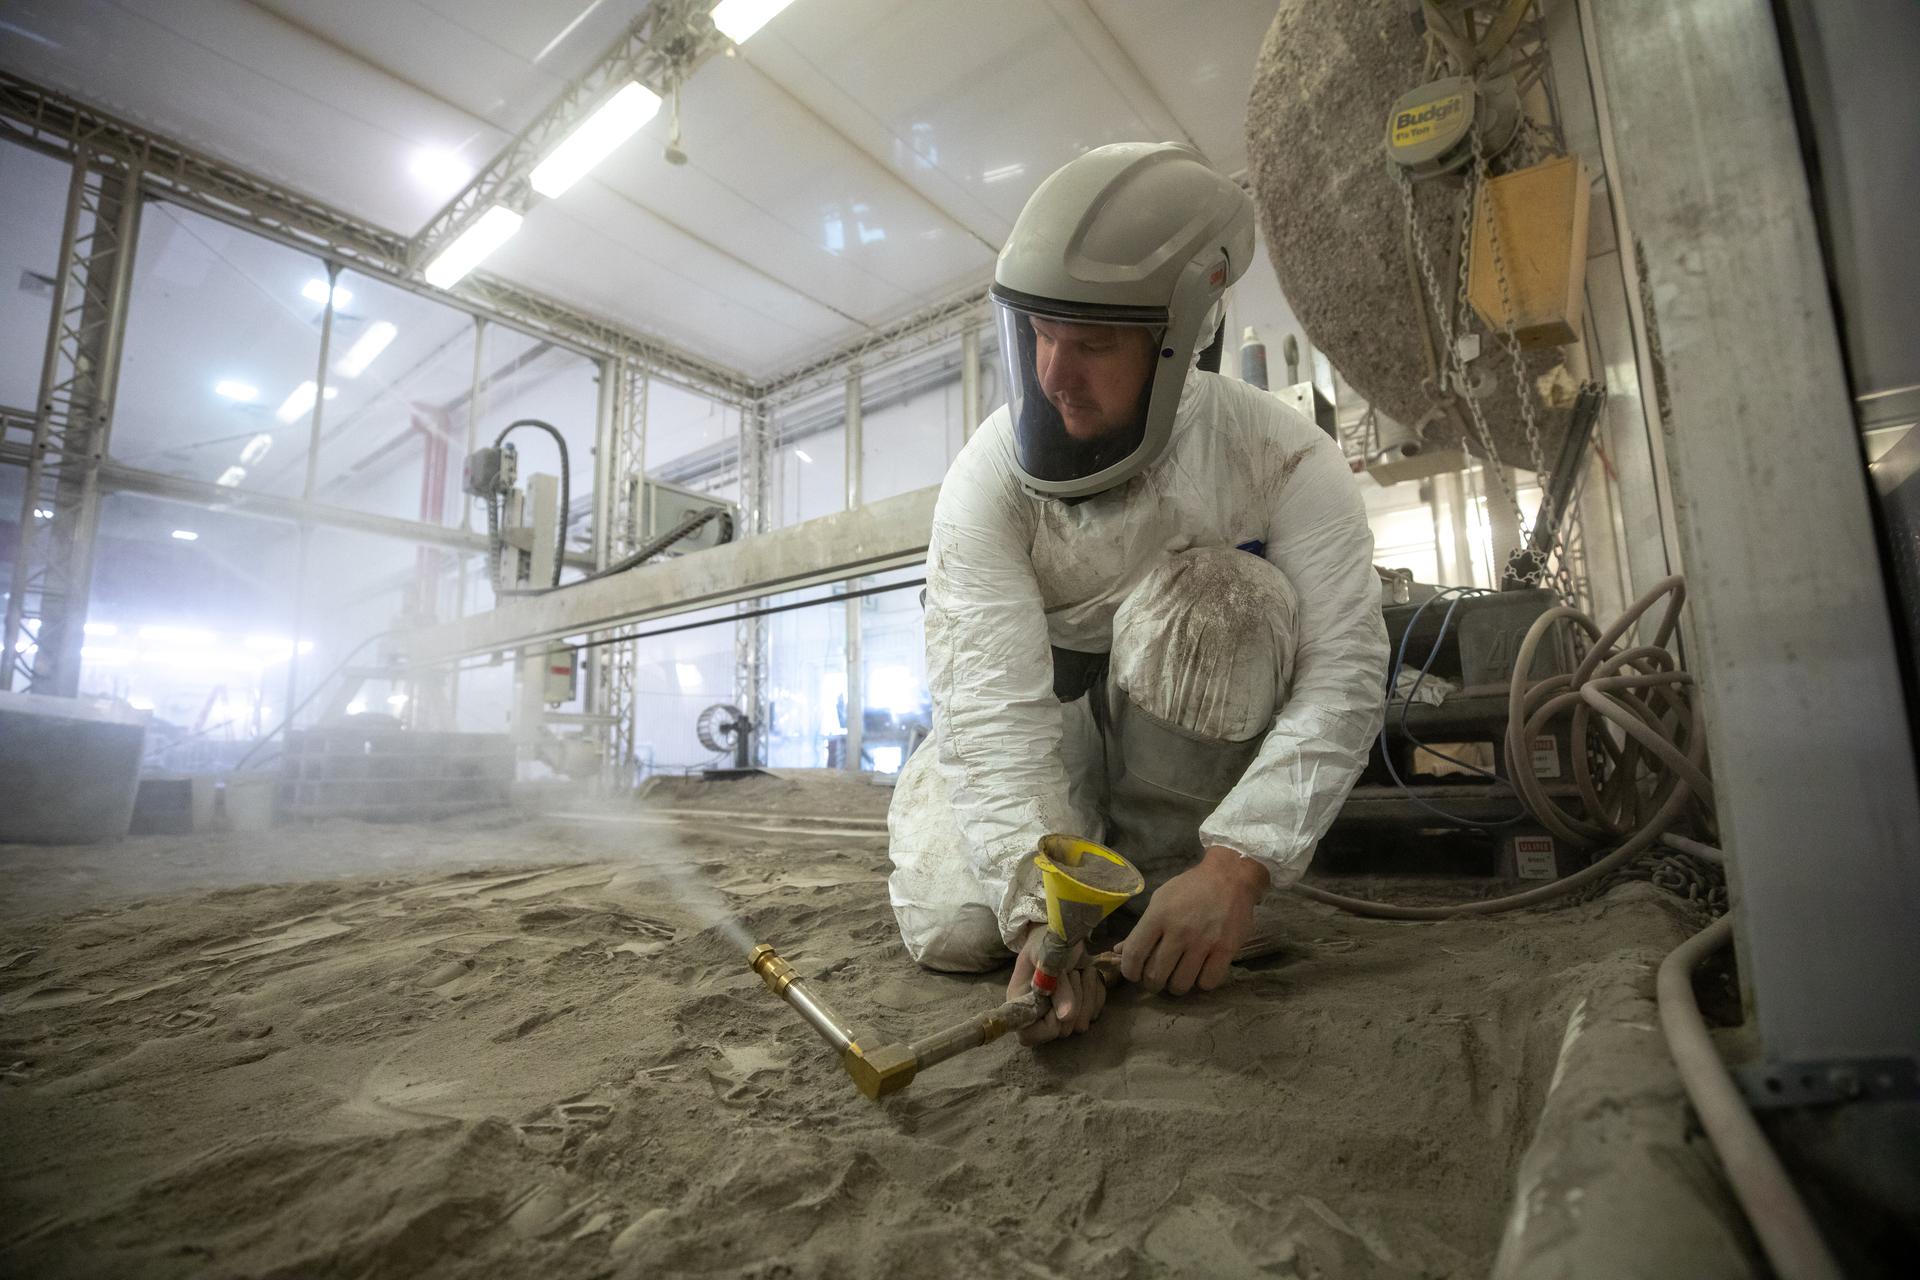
994,296,1166,487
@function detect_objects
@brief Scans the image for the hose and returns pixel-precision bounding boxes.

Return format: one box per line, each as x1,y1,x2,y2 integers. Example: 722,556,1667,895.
494,418,570,589
1295,576,1704,920
1657,916,1844,1280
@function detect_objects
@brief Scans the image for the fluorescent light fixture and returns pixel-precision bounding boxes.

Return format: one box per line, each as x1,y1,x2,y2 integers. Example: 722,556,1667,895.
274,381,338,424
423,205,523,289
84,622,117,637
386,693,410,709
170,529,200,542
214,379,259,402
711,0,798,44
529,81,662,197
335,320,398,378
794,449,813,464
301,278,352,308
239,433,274,467
217,465,247,487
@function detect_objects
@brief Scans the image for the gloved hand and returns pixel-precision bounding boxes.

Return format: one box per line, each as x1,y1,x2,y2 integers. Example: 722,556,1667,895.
1007,922,1106,1045
1119,846,1270,995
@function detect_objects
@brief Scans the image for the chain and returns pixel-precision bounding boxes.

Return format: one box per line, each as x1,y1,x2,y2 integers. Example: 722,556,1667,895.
1474,127,1552,493
1400,110,1601,596
1396,157,1533,567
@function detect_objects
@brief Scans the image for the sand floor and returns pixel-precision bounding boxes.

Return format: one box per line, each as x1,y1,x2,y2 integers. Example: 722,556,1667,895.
0,775,1714,1278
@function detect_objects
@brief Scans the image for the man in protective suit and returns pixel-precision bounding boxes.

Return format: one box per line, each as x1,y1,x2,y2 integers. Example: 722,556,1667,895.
888,142,1389,1044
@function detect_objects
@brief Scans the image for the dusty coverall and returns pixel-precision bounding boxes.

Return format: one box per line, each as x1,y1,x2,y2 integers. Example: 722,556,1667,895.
888,370,1390,970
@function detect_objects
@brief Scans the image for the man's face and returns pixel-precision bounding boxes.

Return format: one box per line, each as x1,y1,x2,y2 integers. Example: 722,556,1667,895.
1031,316,1156,442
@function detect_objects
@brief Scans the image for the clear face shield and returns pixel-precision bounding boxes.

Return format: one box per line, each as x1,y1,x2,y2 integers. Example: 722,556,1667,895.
993,295,1169,490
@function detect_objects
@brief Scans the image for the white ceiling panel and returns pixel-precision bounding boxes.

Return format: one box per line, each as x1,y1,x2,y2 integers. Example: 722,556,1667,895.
0,0,507,229
1,0,1281,381
491,181,856,371
1087,0,1279,176
246,0,651,134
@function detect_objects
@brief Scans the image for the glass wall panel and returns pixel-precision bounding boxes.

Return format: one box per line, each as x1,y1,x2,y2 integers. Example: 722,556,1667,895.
77,492,302,769
765,588,847,769
306,269,476,526
768,382,845,529
113,201,325,492
861,352,968,504
627,607,740,777
856,567,930,775
0,139,69,412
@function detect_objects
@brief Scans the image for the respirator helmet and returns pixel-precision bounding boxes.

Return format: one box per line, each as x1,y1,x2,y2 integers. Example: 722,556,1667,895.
991,142,1257,499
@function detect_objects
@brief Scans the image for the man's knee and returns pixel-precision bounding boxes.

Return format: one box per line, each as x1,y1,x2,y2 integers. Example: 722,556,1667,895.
1111,546,1300,741
891,900,1007,973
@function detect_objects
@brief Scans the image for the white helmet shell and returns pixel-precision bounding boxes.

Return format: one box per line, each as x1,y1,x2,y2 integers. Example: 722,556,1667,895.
992,143,1257,498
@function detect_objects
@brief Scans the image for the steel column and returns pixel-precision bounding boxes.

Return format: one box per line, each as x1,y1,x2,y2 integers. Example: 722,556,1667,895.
1592,0,1920,1101
960,322,982,442
843,370,864,771
732,403,772,766
3,149,140,694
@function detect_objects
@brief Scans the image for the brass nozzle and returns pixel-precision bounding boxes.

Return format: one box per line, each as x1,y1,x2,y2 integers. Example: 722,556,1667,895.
749,942,798,995
842,1042,918,1099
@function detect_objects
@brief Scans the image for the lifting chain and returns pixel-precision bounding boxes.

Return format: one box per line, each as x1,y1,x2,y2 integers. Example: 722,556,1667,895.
1399,117,1577,596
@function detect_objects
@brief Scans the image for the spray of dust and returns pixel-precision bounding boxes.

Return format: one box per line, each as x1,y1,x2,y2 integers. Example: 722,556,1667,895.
549,806,759,957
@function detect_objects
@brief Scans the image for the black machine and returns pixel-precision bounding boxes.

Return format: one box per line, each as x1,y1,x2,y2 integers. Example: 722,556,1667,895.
1327,585,1585,883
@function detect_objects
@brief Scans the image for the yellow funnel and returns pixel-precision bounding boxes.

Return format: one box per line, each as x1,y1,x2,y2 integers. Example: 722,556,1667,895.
1034,834,1144,946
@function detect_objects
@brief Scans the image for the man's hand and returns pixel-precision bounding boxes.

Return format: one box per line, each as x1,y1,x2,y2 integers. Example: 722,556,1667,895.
1119,846,1271,996
1007,923,1106,1045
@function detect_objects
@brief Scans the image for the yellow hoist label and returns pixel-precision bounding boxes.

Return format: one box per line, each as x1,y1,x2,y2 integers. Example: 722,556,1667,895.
1389,92,1467,151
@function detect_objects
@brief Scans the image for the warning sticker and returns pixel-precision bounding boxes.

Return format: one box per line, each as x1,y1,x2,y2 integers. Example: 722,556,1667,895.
1531,735,1561,779
1514,835,1557,881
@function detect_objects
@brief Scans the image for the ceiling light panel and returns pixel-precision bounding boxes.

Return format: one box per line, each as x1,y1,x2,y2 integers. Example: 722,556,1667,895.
711,0,800,45
529,81,663,198
423,205,524,289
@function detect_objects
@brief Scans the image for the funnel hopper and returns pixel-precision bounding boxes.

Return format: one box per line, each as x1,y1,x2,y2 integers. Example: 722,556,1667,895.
1035,835,1144,947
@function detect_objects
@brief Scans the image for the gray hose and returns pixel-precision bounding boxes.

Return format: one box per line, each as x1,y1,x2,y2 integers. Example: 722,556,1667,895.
1657,916,1843,1280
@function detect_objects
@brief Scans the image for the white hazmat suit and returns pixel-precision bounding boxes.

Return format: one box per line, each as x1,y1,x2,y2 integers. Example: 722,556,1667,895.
888,368,1390,970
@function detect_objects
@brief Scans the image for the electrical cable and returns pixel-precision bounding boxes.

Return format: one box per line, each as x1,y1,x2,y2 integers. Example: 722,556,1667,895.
1657,916,1845,1280
1377,585,1531,827
492,419,570,589
1295,576,1704,919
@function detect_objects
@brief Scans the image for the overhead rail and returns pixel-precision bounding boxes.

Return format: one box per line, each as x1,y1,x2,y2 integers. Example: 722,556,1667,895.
404,484,937,666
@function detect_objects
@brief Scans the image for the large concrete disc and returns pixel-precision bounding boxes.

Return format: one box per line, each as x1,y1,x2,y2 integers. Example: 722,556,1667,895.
1245,0,1571,471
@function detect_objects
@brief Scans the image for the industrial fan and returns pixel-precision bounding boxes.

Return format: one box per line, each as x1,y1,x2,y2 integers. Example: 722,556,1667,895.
695,702,755,772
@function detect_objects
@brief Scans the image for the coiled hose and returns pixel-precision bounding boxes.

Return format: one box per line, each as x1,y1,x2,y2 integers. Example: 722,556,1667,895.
1292,575,1842,1278
1295,576,1704,919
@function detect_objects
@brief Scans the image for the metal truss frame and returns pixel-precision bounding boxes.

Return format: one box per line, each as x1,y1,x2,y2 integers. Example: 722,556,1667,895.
0,73,753,404
3,147,140,694
407,0,725,275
